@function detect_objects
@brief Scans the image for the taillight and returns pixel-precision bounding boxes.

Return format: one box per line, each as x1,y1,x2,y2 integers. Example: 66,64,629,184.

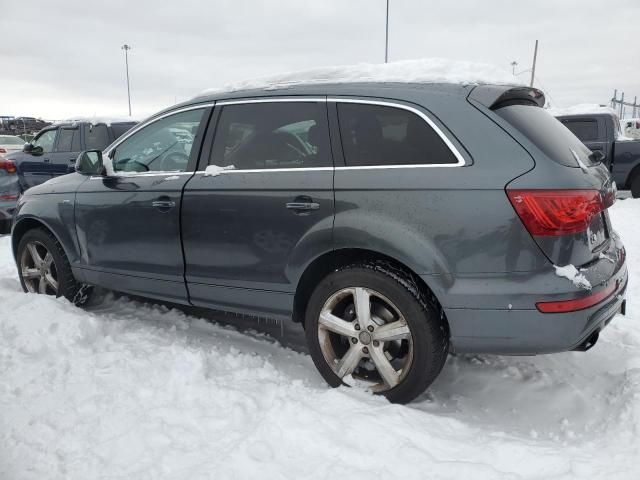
0,159,17,174
507,189,610,236
0,194,19,200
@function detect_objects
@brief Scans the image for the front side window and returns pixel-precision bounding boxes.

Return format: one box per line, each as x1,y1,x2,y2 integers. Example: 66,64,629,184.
84,124,110,151
32,129,57,153
336,103,458,166
55,128,81,152
210,102,331,170
112,108,205,173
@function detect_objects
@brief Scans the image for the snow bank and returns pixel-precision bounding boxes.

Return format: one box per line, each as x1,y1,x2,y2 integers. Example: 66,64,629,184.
1,200,640,479
197,58,522,97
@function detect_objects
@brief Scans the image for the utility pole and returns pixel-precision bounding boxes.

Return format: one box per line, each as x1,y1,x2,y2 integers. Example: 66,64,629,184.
530,40,538,87
384,0,390,63
121,44,132,116
510,61,518,75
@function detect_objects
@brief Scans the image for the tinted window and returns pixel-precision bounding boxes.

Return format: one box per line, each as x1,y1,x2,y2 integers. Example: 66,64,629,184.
112,108,205,173
210,102,330,170
84,124,110,150
337,103,457,166
32,129,57,153
561,120,599,142
110,123,136,140
496,105,595,167
55,128,81,152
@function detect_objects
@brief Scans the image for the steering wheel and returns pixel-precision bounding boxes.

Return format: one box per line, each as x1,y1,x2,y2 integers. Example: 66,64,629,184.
160,151,190,171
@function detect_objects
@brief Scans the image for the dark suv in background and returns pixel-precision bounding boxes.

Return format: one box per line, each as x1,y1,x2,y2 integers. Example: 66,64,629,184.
10,83,627,403
0,120,136,233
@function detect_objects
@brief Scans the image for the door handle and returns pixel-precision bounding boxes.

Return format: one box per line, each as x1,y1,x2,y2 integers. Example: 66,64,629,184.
286,202,320,210
152,199,176,211
286,196,320,214
43,158,50,163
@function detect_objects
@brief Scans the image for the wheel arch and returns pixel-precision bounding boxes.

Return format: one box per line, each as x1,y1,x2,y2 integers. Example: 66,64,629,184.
12,217,64,260
292,247,449,332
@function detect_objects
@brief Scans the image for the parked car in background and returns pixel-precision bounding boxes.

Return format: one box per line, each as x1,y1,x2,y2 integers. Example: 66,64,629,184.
551,107,640,197
0,120,137,233
0,135,25,158
9,79,627,403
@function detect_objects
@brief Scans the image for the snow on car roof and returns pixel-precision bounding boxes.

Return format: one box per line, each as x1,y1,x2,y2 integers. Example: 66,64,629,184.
547,104,618,117
197,58,522,97
55,116,138,126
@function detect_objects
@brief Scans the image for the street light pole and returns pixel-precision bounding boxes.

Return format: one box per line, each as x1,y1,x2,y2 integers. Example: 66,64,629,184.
121,44,132,116
384,0,389,63
530,40,538,88
510,61,518,75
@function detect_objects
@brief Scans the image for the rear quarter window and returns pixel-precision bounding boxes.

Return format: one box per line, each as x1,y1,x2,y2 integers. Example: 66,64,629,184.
336,103,458,167
495,105,595,167
560,120,599,142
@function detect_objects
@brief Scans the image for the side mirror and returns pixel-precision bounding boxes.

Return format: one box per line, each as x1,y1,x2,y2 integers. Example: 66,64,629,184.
590,150,606,163
23,143,34,153
75,150,106,176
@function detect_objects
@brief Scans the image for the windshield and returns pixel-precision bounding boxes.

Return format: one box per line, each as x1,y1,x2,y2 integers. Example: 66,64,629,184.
0,135,25,145
495,105,596,167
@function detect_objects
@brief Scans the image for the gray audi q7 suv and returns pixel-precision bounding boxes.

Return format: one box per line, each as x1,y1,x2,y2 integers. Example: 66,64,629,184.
10,82,628,403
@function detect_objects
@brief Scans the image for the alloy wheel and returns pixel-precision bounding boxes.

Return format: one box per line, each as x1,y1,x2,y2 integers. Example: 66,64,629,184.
20,240,58,295
318,287,414,392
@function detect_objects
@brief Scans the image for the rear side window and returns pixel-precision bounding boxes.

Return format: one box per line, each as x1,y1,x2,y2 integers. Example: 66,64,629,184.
84,124,110,150
55,128,81,152
210,102,331,170
560,120,599,142
495,105,595,167
336,103,457,167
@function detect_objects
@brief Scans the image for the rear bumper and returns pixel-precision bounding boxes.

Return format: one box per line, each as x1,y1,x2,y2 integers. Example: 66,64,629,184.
423,233,628,355
0,200,17,235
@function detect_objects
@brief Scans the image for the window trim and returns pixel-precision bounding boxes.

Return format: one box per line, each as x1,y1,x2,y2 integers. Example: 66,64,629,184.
102,97,466,177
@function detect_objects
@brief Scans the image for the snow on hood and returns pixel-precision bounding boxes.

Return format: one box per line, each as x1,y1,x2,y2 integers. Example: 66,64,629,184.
197,58,522,97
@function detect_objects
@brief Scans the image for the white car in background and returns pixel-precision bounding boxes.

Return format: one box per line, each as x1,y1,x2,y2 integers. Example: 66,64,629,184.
0,135,25,158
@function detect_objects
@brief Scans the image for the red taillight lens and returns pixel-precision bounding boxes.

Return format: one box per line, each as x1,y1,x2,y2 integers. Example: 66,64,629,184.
536,280,618,313
0,194,19,200
0,159,17,174
507,189,609,236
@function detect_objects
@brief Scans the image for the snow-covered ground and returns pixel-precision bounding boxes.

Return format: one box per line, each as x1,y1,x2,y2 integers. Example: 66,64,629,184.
1,200,639,480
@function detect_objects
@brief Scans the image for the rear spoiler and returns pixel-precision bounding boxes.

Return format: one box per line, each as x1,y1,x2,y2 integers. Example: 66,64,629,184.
468,85,546,110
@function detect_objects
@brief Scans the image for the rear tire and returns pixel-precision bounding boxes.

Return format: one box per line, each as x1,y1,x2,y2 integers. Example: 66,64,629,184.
304,261,448,404
17,228,93,306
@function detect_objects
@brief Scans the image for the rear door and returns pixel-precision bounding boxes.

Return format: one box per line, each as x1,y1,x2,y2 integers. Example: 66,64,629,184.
49,126,81,177
181,99,334,318
74,106,210,304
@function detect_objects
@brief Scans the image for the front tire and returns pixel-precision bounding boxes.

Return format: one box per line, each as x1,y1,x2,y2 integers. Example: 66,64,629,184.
304,262,448,404
17,228,93,306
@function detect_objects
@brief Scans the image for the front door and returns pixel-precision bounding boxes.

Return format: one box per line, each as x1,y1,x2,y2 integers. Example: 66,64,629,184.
182,100,334,318
74,106,210,303
19,128,58,188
